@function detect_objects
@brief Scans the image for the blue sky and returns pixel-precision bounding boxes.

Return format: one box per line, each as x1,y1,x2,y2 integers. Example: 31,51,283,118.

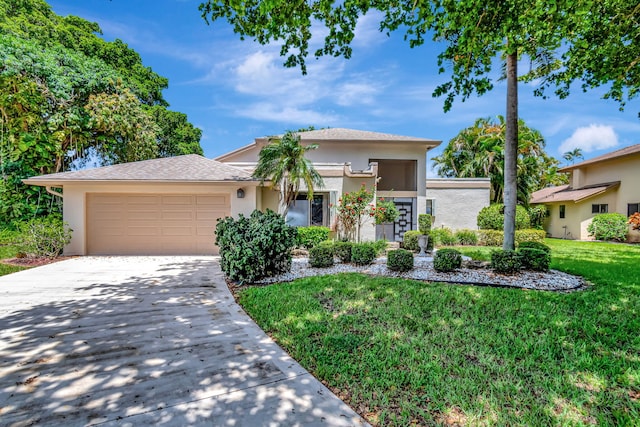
49,0,640,176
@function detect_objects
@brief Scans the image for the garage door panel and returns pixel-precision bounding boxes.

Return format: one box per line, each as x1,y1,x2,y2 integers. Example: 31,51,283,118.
87,193,229,255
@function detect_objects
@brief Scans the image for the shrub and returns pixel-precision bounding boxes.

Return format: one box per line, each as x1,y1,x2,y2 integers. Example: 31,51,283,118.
629,212,640,231
431,227,454,246
215,209,297,283
16,216,72,258
477,229,503,246
515,229,546,243
296,226,330,248
433,248,462,272
517,248,550,272
418,214,433,234
477,204,530,230
351,242,376,265
491,250,522,274
334,241,353,263
372,239,388,256
454,229,478,246
387,249,414,272
309,242,335,268
528,205,548,230
403,230,421,251
587,213,629,242
518,241,551,254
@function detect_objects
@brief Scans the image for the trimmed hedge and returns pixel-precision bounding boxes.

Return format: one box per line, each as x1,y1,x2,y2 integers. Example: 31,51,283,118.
517,247,550,272
352,243,376,265
491,250,522,274
387,249,414,272
334,241,353,263
477,229,546,246
403,230,421,251
296,226,330,248
418,214,433,234
518,241,551,254
477,204,531,230
433,248,462,272
454,229,478,246
309,242,335,268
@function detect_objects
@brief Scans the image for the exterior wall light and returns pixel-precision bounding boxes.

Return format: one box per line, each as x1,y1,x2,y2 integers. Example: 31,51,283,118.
237,188,245,199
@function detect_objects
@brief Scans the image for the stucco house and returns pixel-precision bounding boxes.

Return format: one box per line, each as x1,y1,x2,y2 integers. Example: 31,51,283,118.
530,143,640,242
25,128,491,255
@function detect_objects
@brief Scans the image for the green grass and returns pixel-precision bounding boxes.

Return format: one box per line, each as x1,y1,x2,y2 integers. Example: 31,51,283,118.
0,229,25,276
238,239,640,426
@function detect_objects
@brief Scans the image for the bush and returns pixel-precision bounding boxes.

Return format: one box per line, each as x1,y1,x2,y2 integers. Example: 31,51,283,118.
215,209,297,283
16,216,72,258
372,239,388,256
418,214,433,234
296,226,330,248
387,249,414,272
454,229,478,245
477,229,546,246
528,205,548,230
477,204,530,230
334,241,353,263
518,241,551,254
433,248,462,272
491,250,522,274
517,248,550,272
351,243,376,265
309,242,335,268
431,228,454,246
403,230,421,251
587,213,629,242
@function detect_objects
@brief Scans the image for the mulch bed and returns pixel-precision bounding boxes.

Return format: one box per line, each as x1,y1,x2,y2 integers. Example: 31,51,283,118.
1,256,76,268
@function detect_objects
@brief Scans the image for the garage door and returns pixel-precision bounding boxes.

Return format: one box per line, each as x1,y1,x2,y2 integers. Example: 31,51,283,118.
86,193,230,255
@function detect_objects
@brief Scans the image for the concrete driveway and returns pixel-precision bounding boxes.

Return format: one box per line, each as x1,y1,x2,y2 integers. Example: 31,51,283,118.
0,257,367,426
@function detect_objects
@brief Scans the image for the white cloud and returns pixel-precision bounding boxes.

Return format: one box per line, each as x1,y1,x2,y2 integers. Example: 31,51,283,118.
336,81,379,106
559,124,619,154
353,11,387,48
235,103,339,125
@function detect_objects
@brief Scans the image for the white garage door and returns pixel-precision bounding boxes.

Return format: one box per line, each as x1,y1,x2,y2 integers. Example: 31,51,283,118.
86,193,230,255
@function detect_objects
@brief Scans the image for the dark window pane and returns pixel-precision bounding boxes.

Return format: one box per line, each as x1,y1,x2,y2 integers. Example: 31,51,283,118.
601,204,608,213
592,204,599,214
628,203,639,217
311,195,324,226
560,205,566,219
425,199,433,215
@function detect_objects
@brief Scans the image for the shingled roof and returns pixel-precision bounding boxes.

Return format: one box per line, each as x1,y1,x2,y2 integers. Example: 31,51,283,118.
530,181,620,204
23,155,256,186
559,143,640,172
280,128,440,144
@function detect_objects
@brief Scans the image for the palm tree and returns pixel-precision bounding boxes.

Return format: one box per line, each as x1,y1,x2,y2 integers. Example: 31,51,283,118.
252,131,324,216
563,148,584,165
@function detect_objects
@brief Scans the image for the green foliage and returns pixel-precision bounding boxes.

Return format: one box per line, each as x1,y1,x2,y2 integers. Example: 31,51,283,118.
517,248,550,272
587,213,629,242
150,106,204,157
351,243,376,265
252,131,323,215
296,226,330,249
16,216,72,258
490,250,522,274
433,248,462,272
477,204,531,231
308,242,335,268
478,229,546,246
518,241,551,254
215,210,297,283
387,249,413,272
454,229,478,246
418,214,432,234
528,205,548,230
402,230,420,252
515,229,546,243
336,184,374,242
432,228,456,246
333,241,353,263
370,198,399,225
371,239,388,256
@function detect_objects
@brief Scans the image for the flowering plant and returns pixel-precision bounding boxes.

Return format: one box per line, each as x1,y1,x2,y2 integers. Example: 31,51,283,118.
336,184,373,242
629,212,640,231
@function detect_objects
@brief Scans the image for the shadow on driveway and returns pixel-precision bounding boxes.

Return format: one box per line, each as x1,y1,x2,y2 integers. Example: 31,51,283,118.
0,257,366,426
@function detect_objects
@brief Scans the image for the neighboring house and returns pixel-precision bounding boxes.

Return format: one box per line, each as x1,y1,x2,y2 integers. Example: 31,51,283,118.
530,143,640,242
24,128,491,255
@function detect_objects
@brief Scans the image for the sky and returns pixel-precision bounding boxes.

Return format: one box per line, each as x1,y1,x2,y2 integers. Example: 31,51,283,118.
49,0,640,177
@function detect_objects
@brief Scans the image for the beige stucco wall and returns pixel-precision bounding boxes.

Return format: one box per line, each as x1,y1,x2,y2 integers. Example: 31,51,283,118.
425,179,491,231
60,182,258,255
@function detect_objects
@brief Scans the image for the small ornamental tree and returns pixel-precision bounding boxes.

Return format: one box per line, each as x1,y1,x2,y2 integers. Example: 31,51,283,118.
370,198,399,240
629,212,640,231
336,184,374,242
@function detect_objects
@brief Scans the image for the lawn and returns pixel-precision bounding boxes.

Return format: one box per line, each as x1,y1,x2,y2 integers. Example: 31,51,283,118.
0,229,25,276
238,239,640,426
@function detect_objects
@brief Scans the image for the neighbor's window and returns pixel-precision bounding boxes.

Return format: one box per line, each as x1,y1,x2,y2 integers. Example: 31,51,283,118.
592,204,608,214
425,199,435,216
559,205,566,219
628,203,639,217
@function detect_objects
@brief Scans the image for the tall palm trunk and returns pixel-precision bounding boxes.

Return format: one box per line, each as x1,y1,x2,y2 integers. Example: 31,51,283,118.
503,49,518,251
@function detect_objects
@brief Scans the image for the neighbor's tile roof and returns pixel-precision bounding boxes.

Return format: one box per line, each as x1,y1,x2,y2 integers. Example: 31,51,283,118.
559,143,640,172
24,155,255,185
530,181,620,204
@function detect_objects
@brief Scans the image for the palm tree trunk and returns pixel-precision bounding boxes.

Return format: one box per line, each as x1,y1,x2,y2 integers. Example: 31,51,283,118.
503,49,518,251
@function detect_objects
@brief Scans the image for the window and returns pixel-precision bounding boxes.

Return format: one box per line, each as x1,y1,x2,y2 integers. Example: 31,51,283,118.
286,194,326,227
592,204,608,214
628,203,640,217
425,199,435,216
559,205,565,219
